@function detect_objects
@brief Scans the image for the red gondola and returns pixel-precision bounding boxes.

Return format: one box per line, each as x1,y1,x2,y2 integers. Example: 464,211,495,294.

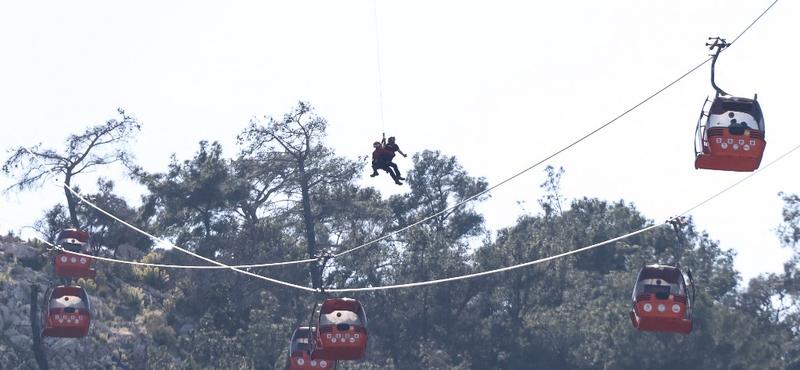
42,285,92,338
629,264,694,334
695,96,765,171
287,327,333,370
53,228,96,279
694,37,766,172
313,298,368,361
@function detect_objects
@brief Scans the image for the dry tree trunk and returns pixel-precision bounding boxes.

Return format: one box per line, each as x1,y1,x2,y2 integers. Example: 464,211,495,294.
29,285,49,370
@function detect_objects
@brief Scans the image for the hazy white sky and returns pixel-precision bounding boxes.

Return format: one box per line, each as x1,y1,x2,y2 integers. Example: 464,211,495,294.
1,1,797,282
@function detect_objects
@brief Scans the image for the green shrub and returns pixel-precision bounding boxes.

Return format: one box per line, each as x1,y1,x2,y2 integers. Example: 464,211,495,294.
18,254,46,271
91,271,113,298
142,309,177,347
132,252,171,289
119,285,144,310
133,266,170,289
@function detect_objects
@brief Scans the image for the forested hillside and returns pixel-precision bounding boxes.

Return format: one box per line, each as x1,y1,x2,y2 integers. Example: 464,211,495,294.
2,103,799,369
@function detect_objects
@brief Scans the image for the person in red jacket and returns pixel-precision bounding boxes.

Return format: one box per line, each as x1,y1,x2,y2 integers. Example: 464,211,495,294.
370,141,403,185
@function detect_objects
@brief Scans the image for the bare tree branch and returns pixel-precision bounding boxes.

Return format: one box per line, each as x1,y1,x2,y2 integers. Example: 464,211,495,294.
2,109,141,227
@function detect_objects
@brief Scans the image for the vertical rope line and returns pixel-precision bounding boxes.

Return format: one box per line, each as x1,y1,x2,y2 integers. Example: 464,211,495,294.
373,0,386,133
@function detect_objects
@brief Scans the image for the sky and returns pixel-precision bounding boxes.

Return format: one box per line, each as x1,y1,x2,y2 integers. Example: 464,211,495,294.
0,0,797,283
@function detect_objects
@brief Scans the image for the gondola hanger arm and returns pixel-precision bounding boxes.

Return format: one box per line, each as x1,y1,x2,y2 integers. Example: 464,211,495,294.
706,36,730,97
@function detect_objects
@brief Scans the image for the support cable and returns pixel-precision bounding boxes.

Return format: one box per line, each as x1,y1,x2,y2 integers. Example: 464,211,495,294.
327,224,664,292
7,0,780,282
336,59,709,259
18,147,316,292
729,0,778,46
15,139,799,292
329,0,779,260
678,143,800,216
327,141,800,292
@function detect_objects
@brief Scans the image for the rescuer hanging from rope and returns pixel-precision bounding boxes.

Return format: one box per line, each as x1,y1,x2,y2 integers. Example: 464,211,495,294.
370,140,403,185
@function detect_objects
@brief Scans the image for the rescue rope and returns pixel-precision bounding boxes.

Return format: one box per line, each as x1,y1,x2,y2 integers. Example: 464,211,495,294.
373,0,386,135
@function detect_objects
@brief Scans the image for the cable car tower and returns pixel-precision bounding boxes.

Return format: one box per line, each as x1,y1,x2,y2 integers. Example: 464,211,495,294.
694,37,766,172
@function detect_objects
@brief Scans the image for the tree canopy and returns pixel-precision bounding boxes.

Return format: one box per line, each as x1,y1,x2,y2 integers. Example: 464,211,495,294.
3,102,798,370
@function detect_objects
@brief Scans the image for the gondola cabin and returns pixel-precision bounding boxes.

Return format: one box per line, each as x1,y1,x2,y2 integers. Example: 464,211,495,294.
695,95,766,172
287,327,332,370
314,298,368,361
42,285,92,338
629,265,693,334
54,228,96,279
